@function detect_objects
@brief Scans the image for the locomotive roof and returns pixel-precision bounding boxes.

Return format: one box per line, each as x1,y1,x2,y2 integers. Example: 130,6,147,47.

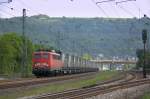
34,51,60,56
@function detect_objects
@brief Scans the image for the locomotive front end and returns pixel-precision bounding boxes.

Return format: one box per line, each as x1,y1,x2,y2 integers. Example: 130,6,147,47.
32,52,50,76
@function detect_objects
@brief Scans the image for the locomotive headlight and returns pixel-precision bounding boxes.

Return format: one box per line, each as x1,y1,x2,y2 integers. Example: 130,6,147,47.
34,63,48,67
42,63,49,66
34,63,40,66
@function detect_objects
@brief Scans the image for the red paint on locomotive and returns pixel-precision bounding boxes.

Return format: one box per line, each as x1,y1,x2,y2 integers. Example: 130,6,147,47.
32,51,64,76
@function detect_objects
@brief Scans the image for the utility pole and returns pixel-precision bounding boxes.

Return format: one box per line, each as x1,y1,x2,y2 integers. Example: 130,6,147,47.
22,8,27,77
143,15,150,50
56,31,61,51
142,29,147,78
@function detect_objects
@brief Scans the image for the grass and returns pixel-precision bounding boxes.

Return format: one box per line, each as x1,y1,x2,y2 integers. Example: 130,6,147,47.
142,92,150,99
0,71,119,99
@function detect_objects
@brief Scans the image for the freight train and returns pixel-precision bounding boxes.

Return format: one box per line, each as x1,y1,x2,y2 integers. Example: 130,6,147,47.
32,50,99,76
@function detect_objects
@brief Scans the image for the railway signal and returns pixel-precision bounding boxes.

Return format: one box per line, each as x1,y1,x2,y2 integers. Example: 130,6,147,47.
142,29,147,78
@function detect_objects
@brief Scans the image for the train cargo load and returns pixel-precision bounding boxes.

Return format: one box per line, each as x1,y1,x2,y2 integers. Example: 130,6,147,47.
32,50,99,77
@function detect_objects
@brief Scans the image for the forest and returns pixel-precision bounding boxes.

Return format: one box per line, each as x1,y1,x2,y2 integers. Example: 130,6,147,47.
0,33,34,76
0,15,150,76
0,15,150,57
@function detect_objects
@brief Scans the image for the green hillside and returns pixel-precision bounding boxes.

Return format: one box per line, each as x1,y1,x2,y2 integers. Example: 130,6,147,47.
0,15,150,57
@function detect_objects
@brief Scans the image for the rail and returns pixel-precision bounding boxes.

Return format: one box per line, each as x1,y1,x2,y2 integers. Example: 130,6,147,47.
28,72,137,99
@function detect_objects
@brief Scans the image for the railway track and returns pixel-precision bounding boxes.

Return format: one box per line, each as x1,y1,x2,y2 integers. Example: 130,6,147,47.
0,72,97,90
68,79,150,99
0,71,133,90
29,78,150,99
23,72,136,99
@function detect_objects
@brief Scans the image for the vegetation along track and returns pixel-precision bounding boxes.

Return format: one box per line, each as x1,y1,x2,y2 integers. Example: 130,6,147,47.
29,78,150,99
26,72,136,99
0,71,135,90
0,72,97,90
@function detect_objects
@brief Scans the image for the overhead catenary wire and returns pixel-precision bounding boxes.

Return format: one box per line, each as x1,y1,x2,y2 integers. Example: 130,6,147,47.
115,0,149,20
115,0,150,30
0,2,32,35
94,0,147,19
17,0,43,15
97,0,123,31
91,0,109,17
0,9,16,17
92,0,122,30
115,0,150,27
0,1,15,17
14,0,54,49
0,5,21,12
0,4,13,11
114,1,140,54
0,3,22,22
132,2,145,18
116,1,148,39
0,0,12,4
96,0,115,4
3,0,43,30
91,0,124,41
0,4,22,16
115,0,146,18
115,0,137,18
91,0,139,55
116,0,136,5
116,4,136,18
115,0,150,50
0,0,29,18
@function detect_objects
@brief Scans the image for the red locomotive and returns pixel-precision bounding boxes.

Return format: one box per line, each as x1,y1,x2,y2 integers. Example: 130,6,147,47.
32,50,64,76
32,50,99,77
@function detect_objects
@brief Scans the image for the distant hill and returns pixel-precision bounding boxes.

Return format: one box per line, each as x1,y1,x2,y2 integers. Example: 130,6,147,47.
0,15,150,57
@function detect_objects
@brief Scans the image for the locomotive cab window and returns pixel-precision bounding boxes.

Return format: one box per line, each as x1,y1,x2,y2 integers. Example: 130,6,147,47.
34,53,49,59
53,55,61,60
42,53,49,59
34,54,41,59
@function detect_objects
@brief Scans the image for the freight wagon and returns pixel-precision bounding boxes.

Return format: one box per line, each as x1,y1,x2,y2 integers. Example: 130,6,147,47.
32,50,99,76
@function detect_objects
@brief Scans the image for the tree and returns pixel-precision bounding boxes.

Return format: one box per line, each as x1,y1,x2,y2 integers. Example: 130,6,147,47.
0,33,34,76
82,53,92,60
136,49,150,69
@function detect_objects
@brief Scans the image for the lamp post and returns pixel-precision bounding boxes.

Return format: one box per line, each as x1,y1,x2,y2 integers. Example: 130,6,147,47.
142,29,147,78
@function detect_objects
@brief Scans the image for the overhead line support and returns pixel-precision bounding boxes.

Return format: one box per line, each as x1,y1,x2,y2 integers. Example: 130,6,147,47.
22,8,28,77
116,0,136,5
96,0,115,4
0,0,12,4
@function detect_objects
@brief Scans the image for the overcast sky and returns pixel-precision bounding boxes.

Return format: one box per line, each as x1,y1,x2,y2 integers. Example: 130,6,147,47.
0,0,150,18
